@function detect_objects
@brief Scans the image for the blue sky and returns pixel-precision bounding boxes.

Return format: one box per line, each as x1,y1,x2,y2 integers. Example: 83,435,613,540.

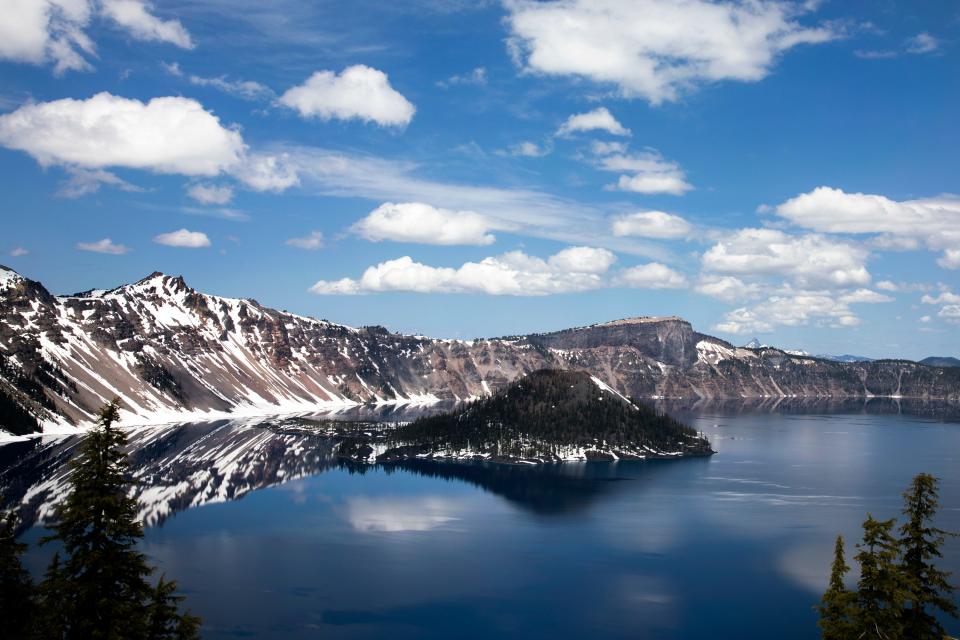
1,0,958,358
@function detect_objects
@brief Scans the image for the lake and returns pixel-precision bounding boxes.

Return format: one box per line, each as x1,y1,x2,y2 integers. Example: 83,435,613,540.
4,401,960,639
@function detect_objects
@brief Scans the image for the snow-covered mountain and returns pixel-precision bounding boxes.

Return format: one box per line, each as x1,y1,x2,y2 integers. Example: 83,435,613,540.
2,266,959,434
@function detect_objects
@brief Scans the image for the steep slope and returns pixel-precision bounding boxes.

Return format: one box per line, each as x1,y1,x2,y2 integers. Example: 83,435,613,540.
1,266,959,433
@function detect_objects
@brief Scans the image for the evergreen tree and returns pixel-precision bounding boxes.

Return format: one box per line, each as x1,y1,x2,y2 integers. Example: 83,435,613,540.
817,535,856,640
0,512,35,639
898,473,957,639
853,515,908,640
146,576,200,640
39,398,199,639
32,552,68,640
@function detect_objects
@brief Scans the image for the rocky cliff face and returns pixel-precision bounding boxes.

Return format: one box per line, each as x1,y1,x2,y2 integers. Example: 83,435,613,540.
1,266,958,433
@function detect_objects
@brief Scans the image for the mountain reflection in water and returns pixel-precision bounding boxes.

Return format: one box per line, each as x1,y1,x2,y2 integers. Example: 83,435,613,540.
1,396,958,532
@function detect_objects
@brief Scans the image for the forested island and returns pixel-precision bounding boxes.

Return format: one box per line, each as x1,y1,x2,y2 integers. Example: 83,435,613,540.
336,369,714,464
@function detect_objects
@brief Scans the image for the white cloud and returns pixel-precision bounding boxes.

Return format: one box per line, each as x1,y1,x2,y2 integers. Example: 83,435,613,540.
232,152,300,192
286,231,324,250
100,0,193,49
875,280,898,292
921,291,960,306
547,246,617,273
504,140,551,157
557,107,630,137
713,290,883,335
10,247,29,257
268,145,670,259
153,228,210,248
702,228,871,288
278,65,415,127
0,92,245,176
310,246,616,296
695,275,764,304
597,150,692,195
76,238,130,254
590,140,627,155
905,32,939,55
939,305,960,324
505,0,835,104
187,74,274,101
774,187,960,270
611,210,691,239
617,263,688,289
937,249,960,270
57,167,144,198
186,183,233,205
837,289,894,304
0,0,191,74
352,202,501,246
438,67,487,87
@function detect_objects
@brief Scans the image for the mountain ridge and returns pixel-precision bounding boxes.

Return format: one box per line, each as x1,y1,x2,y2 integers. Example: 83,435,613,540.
2,266,959,435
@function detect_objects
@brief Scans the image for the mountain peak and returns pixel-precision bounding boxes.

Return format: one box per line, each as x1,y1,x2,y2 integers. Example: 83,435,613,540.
0,264,25,291
118,271,191,296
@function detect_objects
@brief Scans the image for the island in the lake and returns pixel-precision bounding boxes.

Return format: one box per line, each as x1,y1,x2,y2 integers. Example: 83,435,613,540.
335,369,714,465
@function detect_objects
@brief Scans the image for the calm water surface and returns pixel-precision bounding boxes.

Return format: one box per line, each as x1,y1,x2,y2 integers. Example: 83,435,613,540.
10,406,960,639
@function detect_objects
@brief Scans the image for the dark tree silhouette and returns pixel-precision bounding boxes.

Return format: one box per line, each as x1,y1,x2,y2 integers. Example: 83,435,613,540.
816,535,855,640
899,473,957,639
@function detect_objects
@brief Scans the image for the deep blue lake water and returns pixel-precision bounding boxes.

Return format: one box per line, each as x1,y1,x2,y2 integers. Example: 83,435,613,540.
9,405,960,639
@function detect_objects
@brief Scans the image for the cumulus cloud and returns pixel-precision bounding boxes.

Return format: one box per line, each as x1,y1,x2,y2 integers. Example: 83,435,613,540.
278,65,415,127
0,92,245,176
937,249,960,270
939,305,960,323
286,231,324,250
596,150,691,195
921,291,960,306
76,238,131,254
557,107,630,137
232,152,300,192
702,228,870,288
617,263,687,289
505,0,835,103
10,247,29,257
186,183,233,205
611,210,692,239
153,228,210,248
712,287,892,335
310,246,617,296
352,202,501,246
774,187,960,270
694,275,764,304
0,0,192,74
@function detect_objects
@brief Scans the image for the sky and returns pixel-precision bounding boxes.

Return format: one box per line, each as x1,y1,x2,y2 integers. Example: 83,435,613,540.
0,0,958,359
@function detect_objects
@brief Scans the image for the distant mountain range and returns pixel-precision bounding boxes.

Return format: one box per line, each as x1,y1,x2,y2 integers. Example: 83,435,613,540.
2,266,960,435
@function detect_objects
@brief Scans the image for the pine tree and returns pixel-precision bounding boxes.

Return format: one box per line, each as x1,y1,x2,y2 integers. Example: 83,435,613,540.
0,512,35,639
146,576,201,640
854,514,908,640
32,552,68,640
39,398,200,639
898,473,957,639
817,535,856,640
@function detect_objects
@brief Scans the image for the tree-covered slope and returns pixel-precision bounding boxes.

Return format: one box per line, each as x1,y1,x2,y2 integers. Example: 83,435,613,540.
339,369,714,464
